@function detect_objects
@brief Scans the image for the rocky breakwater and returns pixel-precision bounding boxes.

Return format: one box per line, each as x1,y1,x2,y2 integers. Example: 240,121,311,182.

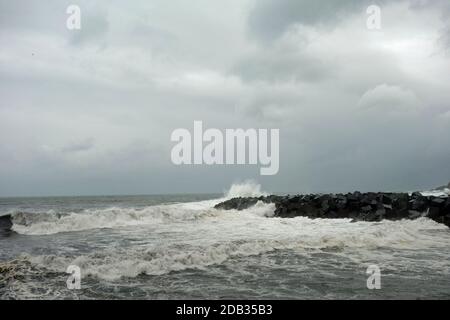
214,192,450,227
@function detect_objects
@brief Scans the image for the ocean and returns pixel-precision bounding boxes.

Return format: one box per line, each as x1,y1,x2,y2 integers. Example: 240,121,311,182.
1,184,449,300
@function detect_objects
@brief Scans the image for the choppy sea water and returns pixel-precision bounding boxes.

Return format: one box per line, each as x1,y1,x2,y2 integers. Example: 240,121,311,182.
0,184,449,300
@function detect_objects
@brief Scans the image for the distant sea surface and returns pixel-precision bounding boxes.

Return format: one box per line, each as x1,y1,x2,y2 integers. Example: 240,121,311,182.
1,184,449,299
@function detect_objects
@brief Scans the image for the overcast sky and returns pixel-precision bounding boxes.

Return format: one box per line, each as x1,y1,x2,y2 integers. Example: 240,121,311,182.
1,0,450,196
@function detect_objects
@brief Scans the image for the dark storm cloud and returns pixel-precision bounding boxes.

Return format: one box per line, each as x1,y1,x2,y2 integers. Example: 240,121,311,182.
247,0,450,43
0,0,450,196
247,0,370,42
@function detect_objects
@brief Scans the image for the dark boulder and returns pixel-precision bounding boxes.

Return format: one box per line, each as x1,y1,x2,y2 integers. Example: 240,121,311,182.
430,197,446,207
426,206,441,219
410,196,427,211
0,215,13,237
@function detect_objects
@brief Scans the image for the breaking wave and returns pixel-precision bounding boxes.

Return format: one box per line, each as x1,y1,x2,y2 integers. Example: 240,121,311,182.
420,189,450,197
225,181,267,198
7,217,449,280
10,200,219,235
10,182,269,236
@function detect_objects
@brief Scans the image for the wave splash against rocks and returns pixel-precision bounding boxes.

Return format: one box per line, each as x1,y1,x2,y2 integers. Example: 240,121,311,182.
215,191,450,227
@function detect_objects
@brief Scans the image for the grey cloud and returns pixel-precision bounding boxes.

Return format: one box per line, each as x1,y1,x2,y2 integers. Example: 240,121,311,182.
247,0,450,43
232,49,334,84
0,0,110,47
234,85,305,122
438,26,450,51
0,0,68,32
61,138,95,153
357,84,423,113
130,21,178,49
1,0,450,196
247,0,370,42
68,10,109,46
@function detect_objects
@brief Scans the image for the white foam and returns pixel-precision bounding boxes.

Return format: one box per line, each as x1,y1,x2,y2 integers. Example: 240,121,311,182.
225,181,267,198
19,214,449,280
11,199,220,235
420,188,450,197
11,181,269,236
